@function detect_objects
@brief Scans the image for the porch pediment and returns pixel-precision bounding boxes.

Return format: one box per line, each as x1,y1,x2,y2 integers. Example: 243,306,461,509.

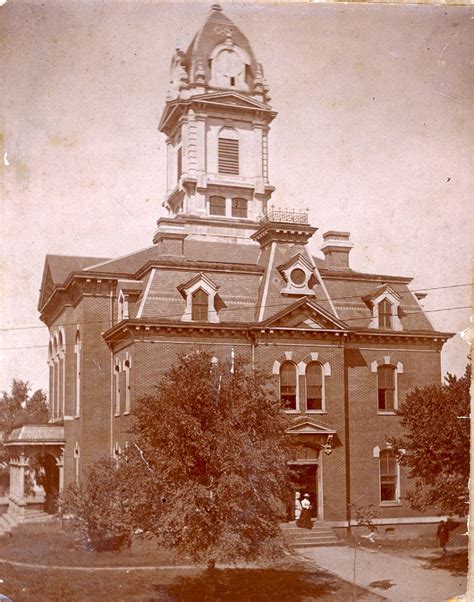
286,420,336,436
263,298,348,331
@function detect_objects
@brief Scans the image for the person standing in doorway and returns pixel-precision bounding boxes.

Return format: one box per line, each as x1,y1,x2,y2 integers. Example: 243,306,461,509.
294,491,302,521
296,493,313,529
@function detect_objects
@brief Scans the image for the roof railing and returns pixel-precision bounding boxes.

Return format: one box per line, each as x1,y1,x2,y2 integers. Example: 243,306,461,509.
261,207,309,225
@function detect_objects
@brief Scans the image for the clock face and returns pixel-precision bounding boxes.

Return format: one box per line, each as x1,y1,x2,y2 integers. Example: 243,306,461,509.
215,49,244,79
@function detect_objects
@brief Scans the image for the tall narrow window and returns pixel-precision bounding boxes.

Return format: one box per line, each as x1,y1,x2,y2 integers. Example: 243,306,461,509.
177,147,182,182
209,195,226,216
114,363,121,416
377,365,396,411
75,331,81,417
48,341,54,420
192,289,209,321
218,137,239,175
280,362,297,411
378,298,393,329
380,450,399,502
231,197,247,218
58,330,65,419
306,362,323,411
124,358,131,414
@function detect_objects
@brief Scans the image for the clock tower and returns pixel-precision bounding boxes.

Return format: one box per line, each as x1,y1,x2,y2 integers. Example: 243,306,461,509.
154,4,277,244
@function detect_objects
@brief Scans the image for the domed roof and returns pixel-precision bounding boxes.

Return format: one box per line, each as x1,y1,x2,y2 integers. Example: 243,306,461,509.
183,4,260,93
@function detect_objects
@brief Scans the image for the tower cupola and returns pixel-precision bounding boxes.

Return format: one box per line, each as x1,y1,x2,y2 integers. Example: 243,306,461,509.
154,4,277,244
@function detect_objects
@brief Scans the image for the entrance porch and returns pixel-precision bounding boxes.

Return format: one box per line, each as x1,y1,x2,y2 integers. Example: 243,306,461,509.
3,425,65,527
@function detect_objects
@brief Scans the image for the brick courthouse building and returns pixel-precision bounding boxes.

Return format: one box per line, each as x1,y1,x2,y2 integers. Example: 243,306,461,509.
35,5,451,528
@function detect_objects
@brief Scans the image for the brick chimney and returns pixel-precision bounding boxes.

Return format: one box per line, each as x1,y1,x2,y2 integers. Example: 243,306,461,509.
321,231,353,270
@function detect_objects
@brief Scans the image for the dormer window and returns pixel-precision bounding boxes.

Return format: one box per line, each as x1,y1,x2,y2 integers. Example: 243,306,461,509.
192,289,209,321
178,273,223,323
378,298,392,329
290,268,306,286
278,254,316,296
364,284,403,331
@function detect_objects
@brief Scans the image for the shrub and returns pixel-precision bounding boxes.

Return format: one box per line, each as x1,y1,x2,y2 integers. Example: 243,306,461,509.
59,457,136,551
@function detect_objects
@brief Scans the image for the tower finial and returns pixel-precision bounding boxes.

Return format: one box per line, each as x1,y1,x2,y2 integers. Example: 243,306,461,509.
211,4,222,11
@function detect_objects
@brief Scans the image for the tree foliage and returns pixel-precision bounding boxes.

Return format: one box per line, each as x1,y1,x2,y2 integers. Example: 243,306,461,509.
391,364,470,517
123,351,291,564
0,379,49,436
0,380,49,495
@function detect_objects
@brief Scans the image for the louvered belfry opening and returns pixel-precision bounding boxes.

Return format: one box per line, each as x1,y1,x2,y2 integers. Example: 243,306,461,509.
218,137,239,175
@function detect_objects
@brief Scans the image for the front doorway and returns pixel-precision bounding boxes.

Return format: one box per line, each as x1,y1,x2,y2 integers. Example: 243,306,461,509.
289,463,318,520
33,452,60,514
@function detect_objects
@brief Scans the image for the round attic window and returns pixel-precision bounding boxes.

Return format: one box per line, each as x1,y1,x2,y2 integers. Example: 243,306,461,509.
290,268,306,286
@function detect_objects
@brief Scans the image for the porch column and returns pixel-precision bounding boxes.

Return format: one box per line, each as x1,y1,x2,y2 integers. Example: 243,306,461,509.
9,453,28,518
318,451,324,521
56,449,65,493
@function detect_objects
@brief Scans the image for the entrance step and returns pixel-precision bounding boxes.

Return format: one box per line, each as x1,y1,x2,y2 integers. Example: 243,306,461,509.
0,510,53,536
281,521,341,548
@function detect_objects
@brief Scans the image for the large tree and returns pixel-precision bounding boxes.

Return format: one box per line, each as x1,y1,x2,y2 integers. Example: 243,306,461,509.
0,379,49,436
392,364,470,517
0,379,49,494
124,351,291,565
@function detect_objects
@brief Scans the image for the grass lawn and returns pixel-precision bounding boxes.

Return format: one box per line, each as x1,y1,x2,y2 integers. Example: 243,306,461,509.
0,521,183,567
0,522,383,601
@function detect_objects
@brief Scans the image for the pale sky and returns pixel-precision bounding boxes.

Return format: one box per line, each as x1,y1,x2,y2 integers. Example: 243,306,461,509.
1,1,473,394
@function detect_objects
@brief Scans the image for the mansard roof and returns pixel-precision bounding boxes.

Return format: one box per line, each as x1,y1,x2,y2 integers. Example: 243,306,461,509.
38,237,437,334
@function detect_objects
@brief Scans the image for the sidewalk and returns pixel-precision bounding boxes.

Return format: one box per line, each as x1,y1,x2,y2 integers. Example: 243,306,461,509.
300,545,466,602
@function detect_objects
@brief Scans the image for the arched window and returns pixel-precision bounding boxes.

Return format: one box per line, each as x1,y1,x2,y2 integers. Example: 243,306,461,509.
209,195,226,216
114,362,121,416
52,336,58,420
48,340,54,420
379,450,399,503
280,362,297,410
74,331,81,417
57,329,66,419
306,362,323,411
231,197,247,218
124,357,131,415
218,129,239,175
377,365,396,411
378,298,393,329
192,289,209,321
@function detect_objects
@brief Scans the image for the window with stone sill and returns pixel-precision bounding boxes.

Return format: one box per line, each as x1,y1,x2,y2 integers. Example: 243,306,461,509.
379,449,400,504
280,361,298,411
306,362,323,411
114,363,121,416
377,365,396,413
